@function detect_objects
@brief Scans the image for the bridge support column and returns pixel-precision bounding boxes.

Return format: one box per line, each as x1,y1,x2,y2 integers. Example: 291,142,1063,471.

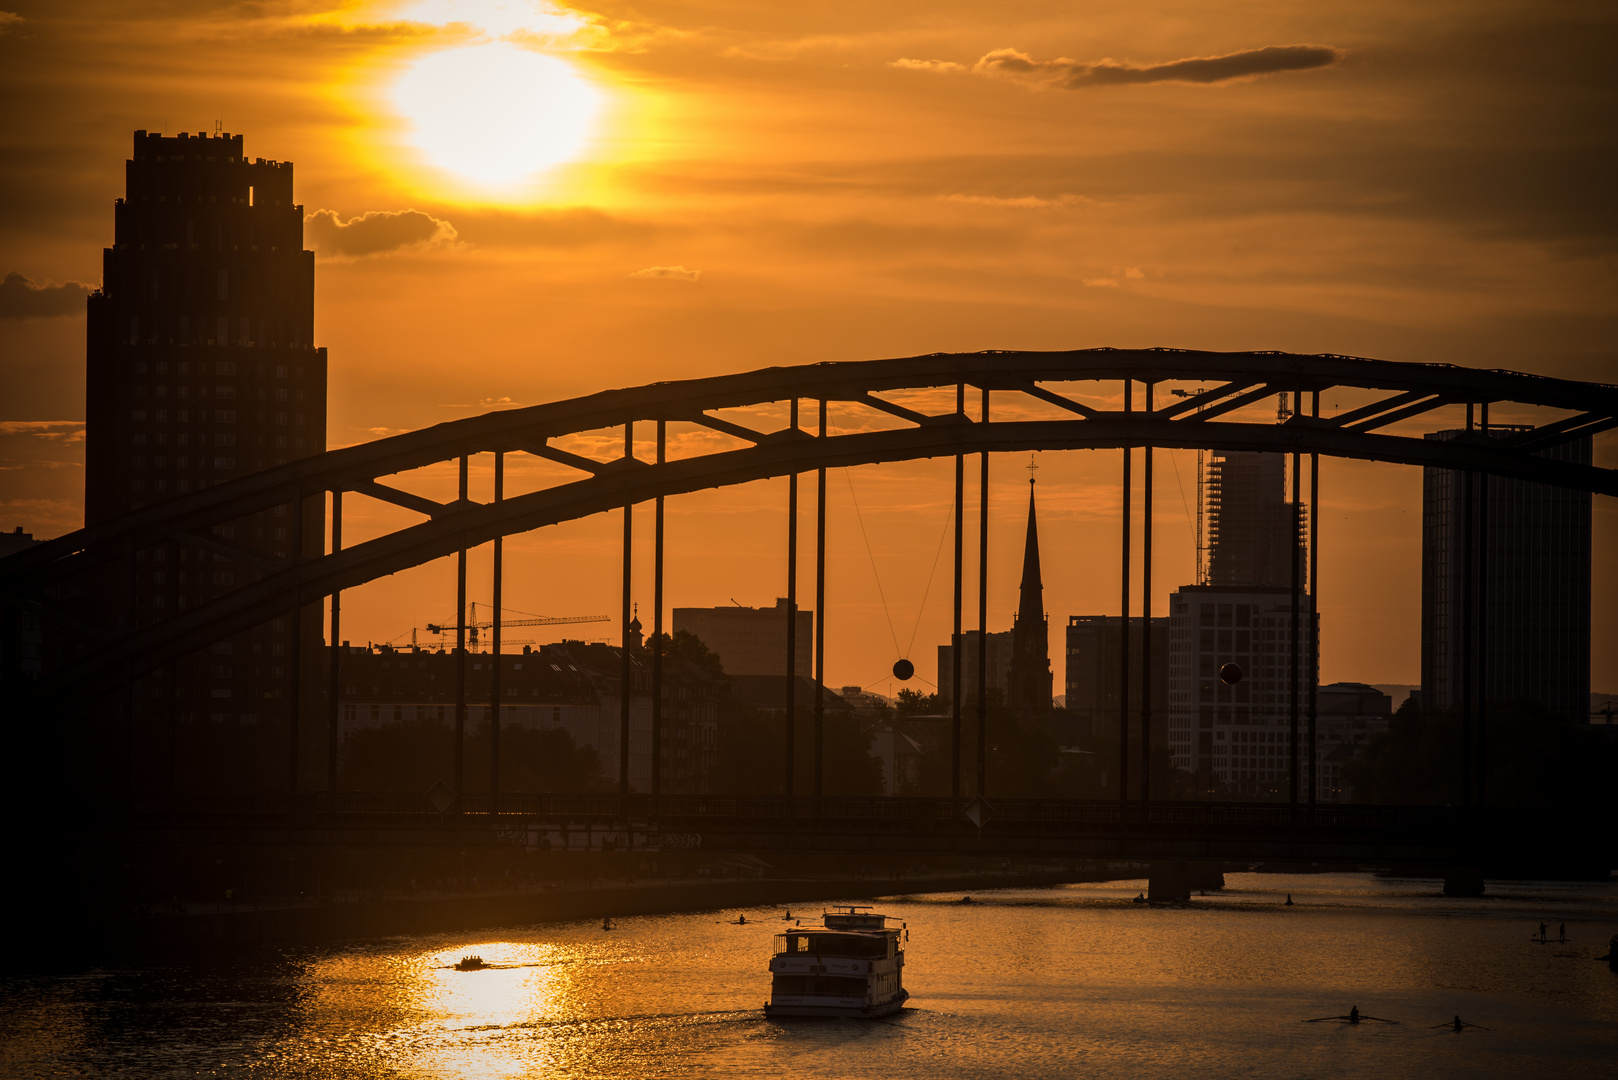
1148,861,1190,903
1443,866,1486,897
1188,861,1226,892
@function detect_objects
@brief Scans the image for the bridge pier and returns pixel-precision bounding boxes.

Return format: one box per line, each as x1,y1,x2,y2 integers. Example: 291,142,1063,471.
1148,860,1226,902
1442,866,1486,897
1148,861,1189,902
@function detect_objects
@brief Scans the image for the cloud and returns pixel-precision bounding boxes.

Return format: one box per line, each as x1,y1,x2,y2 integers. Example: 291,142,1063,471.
629,265,701,281
0,272,93,318
1084,267,1149,287
0,12,23,35
304,208,458,258
942,193,1094,209
890,58,965,74
0,420,85,441
972,44,1343,89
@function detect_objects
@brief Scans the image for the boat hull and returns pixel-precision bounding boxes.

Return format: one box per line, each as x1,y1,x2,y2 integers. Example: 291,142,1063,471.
765,990,908,1019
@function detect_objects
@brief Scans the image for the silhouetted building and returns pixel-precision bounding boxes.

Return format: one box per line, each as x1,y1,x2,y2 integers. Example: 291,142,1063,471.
1206,451,1305,589
1421,428,1591,723
1063,615,1168,744
0,528,44,676
936,629,1014,706
1166,586,1317,795
673,598,811,676
337,641,721,793
1007,479,1053,718
0,526,41,558
84,130,327,784
1316,682,1393,802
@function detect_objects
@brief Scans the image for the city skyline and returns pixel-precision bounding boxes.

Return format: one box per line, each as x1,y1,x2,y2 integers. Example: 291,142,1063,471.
2,1,1614,698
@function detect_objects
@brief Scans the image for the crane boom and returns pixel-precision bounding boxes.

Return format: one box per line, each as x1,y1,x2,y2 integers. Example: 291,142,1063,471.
422,614,610,635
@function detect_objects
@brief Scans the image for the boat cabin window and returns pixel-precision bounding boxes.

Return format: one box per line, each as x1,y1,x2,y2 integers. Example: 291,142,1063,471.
772,975,869,997
777,933,890,958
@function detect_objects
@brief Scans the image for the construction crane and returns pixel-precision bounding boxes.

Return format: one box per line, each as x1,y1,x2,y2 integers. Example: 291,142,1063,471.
414,603,610,651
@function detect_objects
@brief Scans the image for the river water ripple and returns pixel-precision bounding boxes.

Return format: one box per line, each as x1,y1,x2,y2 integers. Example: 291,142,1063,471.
3,872,1616,1078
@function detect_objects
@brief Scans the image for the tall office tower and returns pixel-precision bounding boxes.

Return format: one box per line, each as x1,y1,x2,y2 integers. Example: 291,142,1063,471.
1206,452,1304,588
1421,429,1591,722
1007,479,1053,720
85,130,327,789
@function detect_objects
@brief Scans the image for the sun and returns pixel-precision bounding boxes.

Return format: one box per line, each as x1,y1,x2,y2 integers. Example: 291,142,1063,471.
392,42,603,189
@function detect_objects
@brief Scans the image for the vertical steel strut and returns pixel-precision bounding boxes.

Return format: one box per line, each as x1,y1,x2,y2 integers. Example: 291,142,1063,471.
953,382,965,801
786,399,799,798
1461,404,1474,809
289,487,304,793
814,400,827,798
620,423,633,797
653,421,665,798
327,490,342,792
455,454,468,808
1308,394,1320,807
1141,382,1153,808
977,388,990,797
1120,381,1131,811
1289,393,1301,811
490,450,504,814
1478,403,1489,808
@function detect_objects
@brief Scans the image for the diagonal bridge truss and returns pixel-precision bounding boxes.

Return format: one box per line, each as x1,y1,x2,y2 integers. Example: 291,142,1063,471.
3,347,1615,713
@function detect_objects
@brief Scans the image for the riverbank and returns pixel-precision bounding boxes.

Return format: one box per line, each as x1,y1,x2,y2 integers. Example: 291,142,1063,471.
77,863,1138,955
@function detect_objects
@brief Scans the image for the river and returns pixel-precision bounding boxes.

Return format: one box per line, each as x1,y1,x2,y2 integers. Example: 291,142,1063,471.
3,872,1615,1078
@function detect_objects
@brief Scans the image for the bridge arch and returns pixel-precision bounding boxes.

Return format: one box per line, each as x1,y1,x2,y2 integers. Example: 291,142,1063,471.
4,347,1614,705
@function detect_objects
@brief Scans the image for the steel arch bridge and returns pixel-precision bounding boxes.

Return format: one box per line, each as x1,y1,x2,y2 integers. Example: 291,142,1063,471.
3,346,1614,711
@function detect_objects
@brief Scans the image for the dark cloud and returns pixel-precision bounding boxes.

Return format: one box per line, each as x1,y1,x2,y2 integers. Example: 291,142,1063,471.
972,44,1343,88
0,272,93,318
304,208,457,258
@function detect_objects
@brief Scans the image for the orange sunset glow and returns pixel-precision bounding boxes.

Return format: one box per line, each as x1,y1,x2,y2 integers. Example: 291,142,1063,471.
1,0,1613,697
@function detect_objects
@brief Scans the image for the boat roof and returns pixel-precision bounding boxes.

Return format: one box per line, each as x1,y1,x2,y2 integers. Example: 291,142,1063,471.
817,907,899,932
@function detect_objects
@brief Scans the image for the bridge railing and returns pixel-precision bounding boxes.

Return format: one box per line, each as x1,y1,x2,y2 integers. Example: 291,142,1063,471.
85,789,1483,836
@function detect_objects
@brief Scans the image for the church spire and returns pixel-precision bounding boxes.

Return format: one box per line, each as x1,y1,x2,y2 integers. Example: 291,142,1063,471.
1018,474,1043,625
1009,464,1052,719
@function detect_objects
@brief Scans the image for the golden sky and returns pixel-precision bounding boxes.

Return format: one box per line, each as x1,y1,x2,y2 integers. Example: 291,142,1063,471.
1,0,1613,694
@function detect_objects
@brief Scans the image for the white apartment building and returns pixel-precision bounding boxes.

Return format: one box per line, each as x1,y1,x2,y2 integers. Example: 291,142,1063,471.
1167,585,1318,797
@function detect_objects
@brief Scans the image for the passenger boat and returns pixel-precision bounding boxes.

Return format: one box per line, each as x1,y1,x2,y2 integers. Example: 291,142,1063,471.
764,906,909,1018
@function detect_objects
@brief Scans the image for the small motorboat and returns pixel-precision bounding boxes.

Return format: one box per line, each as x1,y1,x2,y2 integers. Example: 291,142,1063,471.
453,955,488,971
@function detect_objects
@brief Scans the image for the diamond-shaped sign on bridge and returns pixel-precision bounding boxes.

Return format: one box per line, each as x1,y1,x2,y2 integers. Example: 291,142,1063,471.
425,780,456,814
961,795,995,829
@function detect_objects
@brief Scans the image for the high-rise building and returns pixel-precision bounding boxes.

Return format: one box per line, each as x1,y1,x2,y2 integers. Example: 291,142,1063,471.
1206,451,1304,589
1166,586,1316,795
1063,615,1168,744
1421,428,1591,722
672,599,812,677
1167,446,1315,794
936,629,1014,707
1007,479,1053,719
1315,682,1393,802
84,130,327,787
